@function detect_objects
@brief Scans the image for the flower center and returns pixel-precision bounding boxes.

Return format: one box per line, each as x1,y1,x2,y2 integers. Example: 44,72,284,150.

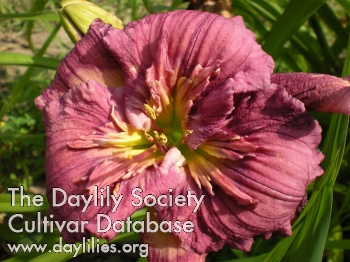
71,63,257,201
168,130,183,145
142,100,194,154
137,63,259,200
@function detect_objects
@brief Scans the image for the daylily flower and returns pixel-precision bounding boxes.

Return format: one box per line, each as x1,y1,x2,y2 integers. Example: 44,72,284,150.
35,10,350,261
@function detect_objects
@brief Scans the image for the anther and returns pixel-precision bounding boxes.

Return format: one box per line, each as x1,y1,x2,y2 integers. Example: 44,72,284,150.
181,129,193,144
144,104,157,120
153,131,168,146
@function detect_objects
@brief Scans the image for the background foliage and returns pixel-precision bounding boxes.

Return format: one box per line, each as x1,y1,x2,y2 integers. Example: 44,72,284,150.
0,0,349,261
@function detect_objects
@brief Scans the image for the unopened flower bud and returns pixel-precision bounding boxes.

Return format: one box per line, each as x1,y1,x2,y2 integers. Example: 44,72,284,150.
59,0,124,43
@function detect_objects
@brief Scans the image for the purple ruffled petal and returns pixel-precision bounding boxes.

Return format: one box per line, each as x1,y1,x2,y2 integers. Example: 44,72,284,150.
42,80,124,241
142,210,206,262
186,76,235,149
85,147,185,241
40,79,185,242
271,72,350,115
155,85,323,253
102,10,273,130
35,20,123,111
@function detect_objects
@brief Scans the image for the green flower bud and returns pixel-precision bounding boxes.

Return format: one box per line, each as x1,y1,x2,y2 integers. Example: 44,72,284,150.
59,0,124,43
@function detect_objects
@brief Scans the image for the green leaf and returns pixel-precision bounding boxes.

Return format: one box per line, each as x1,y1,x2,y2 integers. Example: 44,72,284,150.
0,224,26,242
318,4,348,50
0,52,59,69
263,225,301,262
285,183,333,261
142,0,152,14
221,254,267,262
336,0,350,15
246,0,281,22
326,240,350,250
0,13,59,21
0,193,49,213
25,0,49,53
262,0,326,58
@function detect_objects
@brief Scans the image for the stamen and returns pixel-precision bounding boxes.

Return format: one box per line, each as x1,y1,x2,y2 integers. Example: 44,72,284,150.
153,131,168,146
144,132,155,142
181,129,193,144
144,103,157,120
111,103,128,131
159,133,168,145
183,129,193,137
